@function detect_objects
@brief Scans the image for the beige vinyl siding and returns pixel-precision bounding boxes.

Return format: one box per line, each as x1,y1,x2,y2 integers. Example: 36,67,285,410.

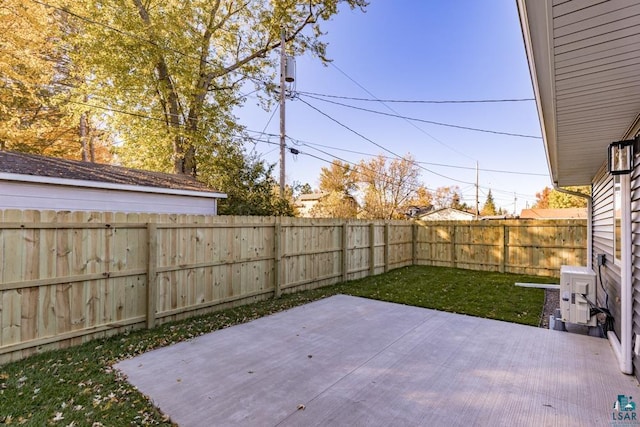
592,165,621,338
631,152,640,378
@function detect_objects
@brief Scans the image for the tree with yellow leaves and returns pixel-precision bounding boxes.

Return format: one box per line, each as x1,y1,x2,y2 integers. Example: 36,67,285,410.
0,1,78,156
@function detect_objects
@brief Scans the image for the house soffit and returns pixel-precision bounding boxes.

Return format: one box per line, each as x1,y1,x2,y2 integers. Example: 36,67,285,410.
518,0,640,186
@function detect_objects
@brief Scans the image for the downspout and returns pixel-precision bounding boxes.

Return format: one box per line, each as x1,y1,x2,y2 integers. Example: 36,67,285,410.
553,182,632,375
617,174,633,374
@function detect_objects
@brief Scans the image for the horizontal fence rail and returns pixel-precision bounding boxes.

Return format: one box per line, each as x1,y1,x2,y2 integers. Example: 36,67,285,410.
0,210,586,363
415,219,588,275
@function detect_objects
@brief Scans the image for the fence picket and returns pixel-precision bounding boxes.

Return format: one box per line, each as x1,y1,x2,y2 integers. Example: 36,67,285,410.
0,212,586,363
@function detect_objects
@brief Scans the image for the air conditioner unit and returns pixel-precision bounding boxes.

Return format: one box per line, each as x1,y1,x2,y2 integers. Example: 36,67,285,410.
560,265,596,326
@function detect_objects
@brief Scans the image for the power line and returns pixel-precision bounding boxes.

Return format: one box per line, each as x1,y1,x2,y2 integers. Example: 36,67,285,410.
245,129,549,179
250,106,279,155
28,96,540,201
298,93,542,140
290,139,548,177
326,60,474,161
252,133,451,196
286,135,539,200
254,99,540,199
282,132,539,201
296,96,473,185
259,136,435,193
297,90,535,104
68,99,167,123
32,0,196,63
30,0,264,83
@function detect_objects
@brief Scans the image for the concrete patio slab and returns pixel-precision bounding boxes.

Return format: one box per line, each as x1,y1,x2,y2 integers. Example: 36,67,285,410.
115,295,639,426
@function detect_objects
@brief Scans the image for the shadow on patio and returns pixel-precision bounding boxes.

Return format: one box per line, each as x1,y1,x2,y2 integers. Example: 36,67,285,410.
116,295,639,426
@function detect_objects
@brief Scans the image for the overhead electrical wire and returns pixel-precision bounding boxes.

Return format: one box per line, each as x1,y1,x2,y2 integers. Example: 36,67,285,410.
298,93,542,140
7,87,539,202
30,1,541,152
32,0,197,62
256,137,435,193
325,60,474,161
243,129,541,200
298,96,476,186
313,60,544,202
296,90,535,104
294,138,536,202
253,135,471,202
30,0,270,83
250,106,280,156
21,4,542,204
289,138,548,177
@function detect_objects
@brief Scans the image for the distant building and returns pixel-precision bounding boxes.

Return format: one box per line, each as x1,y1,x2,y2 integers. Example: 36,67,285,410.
405,206,433,219
417,207,476,221
519,208,587,220
0,150,226,215
295,192,328,217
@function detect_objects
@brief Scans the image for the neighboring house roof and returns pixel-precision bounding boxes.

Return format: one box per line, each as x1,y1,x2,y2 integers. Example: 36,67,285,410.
0,150,226,214
517,0,640,186
296,192,328,202
520,208,587,220
295,192,325,217
418,207,476,221
0,151,221,194
405,206,433,219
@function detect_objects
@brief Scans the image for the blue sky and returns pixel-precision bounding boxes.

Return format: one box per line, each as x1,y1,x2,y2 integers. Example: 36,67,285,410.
235,0,550,212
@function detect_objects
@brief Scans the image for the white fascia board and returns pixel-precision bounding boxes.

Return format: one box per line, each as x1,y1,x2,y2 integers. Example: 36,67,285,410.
516,0,557,184
0,172,227,199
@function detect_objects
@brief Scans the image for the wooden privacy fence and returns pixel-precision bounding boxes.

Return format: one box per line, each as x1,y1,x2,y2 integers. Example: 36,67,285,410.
0,211,585,363
415,219,587,275
0,211,413,363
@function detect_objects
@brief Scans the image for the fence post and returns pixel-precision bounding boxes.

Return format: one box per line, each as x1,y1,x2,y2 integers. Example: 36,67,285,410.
342,221,349,282
146,223,158,329
412,223,418,266
450,225,457,268
501,224,508,273
369,223,376,276
384,223,390,273
273,218,282,298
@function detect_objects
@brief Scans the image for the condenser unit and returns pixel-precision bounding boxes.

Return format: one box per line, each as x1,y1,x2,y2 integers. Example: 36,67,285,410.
560,265,596,326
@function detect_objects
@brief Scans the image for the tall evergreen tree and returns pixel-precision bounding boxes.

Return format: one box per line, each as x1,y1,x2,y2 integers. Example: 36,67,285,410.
481,189,497,216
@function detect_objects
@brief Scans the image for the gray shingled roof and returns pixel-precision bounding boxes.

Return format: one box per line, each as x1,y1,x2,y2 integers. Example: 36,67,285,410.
0,150,221,194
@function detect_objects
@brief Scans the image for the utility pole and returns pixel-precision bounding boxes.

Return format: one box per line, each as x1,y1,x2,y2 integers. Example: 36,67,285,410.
475,161,479,219
279,28,286,198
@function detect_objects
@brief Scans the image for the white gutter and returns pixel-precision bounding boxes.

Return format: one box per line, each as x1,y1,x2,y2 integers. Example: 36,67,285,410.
554,181,632,375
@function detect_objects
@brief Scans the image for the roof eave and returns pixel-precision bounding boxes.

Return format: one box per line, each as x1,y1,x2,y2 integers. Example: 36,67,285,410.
0,172,227,199
517,0,563,185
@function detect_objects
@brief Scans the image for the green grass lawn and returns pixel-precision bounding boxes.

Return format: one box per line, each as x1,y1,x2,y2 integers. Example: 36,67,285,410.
0,265,555,426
